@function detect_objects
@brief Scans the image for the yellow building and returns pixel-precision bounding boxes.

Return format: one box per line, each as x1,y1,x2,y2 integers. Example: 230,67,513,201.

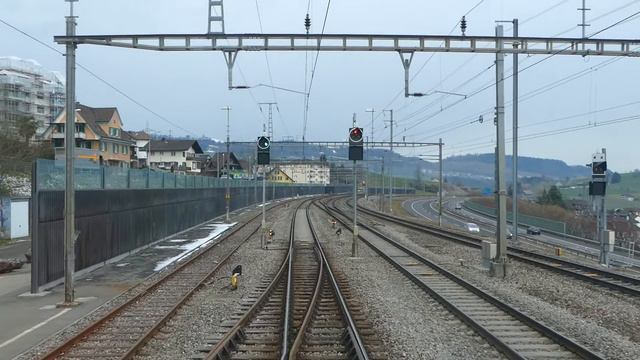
44,103,134,167
266,167,295,183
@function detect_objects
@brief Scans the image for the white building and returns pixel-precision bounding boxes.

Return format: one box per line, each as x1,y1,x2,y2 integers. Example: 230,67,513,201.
0,57,65,138
129,131,151,168
275,160,331,185
148,139,204,173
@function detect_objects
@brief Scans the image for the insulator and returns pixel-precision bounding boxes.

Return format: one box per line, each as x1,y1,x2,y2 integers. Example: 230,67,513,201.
305,14,311,33
461,16,467,36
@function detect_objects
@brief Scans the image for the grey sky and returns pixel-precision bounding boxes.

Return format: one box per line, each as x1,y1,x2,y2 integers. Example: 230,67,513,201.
2,0,639,171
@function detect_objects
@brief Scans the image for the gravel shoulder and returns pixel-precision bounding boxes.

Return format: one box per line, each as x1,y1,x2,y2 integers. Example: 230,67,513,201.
311,205,504,360
358,204,640,359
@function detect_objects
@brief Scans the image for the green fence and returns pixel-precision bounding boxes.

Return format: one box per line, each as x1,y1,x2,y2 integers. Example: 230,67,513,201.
34,159,314,191
464,200,566,234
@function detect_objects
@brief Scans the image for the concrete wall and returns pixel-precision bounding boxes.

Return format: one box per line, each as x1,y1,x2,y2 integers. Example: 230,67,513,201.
31,184,343,292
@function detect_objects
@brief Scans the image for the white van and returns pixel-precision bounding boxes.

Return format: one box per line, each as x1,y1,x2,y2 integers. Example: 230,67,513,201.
465,223,480,233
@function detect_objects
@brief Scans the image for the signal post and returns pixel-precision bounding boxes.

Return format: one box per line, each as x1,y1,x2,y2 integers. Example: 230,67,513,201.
257,135,271,249
349,125,364,257
589,149,614,266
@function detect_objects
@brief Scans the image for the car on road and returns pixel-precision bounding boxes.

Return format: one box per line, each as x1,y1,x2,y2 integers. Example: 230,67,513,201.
465,222,480,233
455,203,462,210
526,226,541,235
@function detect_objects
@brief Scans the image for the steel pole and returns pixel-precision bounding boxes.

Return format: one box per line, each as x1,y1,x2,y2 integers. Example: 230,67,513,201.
262,166,266,249
224,107,231,223
380,159,385,211
492,25,508,277
352,160,358,257
512,19,519,243
438,138,443,227
389,109,393,213
63,1,78,305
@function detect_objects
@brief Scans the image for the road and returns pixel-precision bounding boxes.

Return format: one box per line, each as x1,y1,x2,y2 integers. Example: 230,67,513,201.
402,197,640,269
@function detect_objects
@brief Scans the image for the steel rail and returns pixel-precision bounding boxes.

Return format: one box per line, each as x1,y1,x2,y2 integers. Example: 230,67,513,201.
40,200,291,360
292,201,369,360
288,218,324,359
356,199,640,296
322,198,604,360
203,200,305,360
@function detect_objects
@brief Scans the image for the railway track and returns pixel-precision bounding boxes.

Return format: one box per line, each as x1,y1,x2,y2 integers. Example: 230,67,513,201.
352,198,640,297
322,198,604,360
40,200,294,360
199,200,382,360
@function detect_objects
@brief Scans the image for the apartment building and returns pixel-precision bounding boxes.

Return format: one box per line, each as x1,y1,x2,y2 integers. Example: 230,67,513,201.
275,160,331,185
0,57,65,138
43,103,135,167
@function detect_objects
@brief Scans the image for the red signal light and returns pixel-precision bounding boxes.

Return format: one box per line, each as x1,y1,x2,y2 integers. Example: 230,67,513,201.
349,127,363,142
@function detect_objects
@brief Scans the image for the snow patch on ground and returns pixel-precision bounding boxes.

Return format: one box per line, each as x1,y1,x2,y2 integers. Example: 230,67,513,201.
153,222,237,271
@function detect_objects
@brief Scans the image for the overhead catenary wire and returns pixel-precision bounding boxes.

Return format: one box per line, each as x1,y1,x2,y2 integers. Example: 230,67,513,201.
254,0,290,138
370,0,488,141
0,16,200,137
303,0,332,145
392,9,640,142
444,114,640,156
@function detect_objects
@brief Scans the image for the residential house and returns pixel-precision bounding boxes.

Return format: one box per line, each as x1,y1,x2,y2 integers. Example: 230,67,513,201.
266,167,295,183
129,130,151,168
148,139,204,173
201,152,243,177
43,103,134,167
274,160,330,185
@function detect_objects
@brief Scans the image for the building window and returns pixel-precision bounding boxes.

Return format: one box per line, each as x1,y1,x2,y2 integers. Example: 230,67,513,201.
171,151,176,156
123,146,129,155
109,127,119,137
100,142,107,152
160,151,164,155
36,92,44,100
192,162,199,170
55,124,65,133
112,143,118,153
75,123,85,133
53,139,64,148
36,105,45,114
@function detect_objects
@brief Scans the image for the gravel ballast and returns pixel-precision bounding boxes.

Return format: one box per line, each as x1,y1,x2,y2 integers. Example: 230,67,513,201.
17,201,295,360
357,202,640,359
311,205,504,360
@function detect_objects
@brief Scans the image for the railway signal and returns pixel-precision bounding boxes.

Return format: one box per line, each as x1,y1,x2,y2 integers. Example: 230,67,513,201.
257,136,271,165
348,127,363,161
588,149,613,266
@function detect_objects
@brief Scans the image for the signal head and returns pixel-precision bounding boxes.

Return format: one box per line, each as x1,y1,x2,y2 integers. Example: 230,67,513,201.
257,136,270,150
349,127,363,142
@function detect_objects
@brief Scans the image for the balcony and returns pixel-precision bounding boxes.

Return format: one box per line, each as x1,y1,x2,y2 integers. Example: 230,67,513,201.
52,131,86,139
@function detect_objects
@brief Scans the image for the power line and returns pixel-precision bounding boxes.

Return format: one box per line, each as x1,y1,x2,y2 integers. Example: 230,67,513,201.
303,0,332,143
0,16,200,136
254,0,290,138
392,10,640,142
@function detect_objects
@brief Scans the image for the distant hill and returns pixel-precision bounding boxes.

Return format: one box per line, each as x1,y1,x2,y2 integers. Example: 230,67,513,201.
172,137,593,188
443,154,591,179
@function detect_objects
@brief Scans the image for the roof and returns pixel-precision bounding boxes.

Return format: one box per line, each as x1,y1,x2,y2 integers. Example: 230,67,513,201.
129,131,151,140
267,167,294,181
77,103,118,124
149,140,203,153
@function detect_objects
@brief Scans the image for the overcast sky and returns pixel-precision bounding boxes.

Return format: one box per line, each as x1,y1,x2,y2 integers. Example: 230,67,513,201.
2,0,639,171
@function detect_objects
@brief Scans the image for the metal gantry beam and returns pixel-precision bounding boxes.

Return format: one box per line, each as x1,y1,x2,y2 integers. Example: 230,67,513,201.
229,141,440,148
54,33,640,57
